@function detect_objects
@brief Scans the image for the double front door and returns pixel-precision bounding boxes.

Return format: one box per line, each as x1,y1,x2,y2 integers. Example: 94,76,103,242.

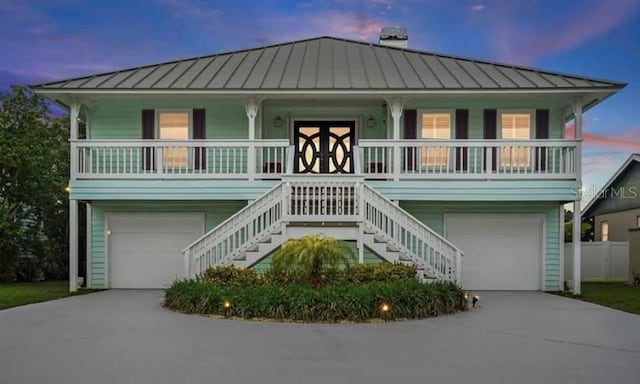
294,121,355,174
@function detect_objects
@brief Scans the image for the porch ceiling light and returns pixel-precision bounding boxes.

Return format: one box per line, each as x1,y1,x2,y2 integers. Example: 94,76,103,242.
273,116,284,127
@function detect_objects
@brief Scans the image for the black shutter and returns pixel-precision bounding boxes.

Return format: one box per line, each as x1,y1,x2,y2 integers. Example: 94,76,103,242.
141,109,155,170
404,109,417,171
483,109,497,171
455,109,469,171
535,109,549,171
193,108,206,170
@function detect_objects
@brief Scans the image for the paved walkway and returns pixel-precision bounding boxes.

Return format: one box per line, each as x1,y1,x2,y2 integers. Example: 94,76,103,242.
0,290,638,384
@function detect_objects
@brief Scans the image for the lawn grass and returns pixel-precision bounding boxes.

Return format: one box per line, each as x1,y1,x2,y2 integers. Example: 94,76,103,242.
0,281,94,310
563,282,640,315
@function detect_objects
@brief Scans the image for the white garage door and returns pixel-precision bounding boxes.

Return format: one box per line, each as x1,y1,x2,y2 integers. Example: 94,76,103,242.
108,213,204,288
445,214,543,290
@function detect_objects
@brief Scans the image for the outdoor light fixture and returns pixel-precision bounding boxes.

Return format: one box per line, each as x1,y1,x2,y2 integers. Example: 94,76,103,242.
472,295,479,307
65,186,70,192
380,302,390,321
367,116,376,127
273,116,283,127
222,300,232,317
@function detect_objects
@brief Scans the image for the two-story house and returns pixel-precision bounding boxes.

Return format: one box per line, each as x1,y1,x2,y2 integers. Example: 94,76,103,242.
33,32,624,294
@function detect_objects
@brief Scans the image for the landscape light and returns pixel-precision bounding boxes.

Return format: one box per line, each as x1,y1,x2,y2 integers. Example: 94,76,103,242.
472,295,479,307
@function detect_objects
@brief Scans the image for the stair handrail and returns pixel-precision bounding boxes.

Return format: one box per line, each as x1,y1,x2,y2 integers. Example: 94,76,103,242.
361,183,463,282
183,183,283,277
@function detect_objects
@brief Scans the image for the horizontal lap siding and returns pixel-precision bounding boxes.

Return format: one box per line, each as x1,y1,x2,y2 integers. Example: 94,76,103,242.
400,201,562,290
89,99,246,140
89,201,246,288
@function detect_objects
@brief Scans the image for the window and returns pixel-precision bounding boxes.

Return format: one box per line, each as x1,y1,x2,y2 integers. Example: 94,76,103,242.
419,112,452,167
500,112,531,167
158,111,190,168
601,221,609,242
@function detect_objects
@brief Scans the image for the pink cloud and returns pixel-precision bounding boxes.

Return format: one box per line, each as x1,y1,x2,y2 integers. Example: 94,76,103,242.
566,123,640,150
491,0,638,64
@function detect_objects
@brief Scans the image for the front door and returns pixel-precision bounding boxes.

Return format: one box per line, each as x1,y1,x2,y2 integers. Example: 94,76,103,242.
294,121,355,174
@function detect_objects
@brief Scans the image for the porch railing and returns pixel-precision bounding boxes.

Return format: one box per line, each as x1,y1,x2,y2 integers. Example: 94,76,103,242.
72,139,289,179
358,139,579,179
72,139,578,180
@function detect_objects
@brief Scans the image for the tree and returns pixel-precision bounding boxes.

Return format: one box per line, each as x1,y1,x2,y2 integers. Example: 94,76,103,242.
0,86,69,281
271,234,353,288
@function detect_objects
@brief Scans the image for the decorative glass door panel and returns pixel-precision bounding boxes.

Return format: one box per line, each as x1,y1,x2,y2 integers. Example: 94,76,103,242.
294,121,355,174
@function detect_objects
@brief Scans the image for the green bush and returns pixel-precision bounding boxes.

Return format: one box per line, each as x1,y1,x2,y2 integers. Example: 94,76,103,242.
164,278,467,322
339,263,417,283
201,265,260,287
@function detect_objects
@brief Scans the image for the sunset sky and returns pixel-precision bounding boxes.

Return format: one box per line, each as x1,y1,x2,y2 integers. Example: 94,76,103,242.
1,0,639,200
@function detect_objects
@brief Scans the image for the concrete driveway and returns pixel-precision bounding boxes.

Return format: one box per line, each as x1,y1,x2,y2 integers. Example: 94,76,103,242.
0,290,638,384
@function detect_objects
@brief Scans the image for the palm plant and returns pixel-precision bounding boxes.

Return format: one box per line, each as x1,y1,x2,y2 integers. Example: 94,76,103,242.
271,234,353,288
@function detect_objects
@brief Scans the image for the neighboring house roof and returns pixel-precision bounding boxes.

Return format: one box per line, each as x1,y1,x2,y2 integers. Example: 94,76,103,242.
32,36,625,93
582,153,640,218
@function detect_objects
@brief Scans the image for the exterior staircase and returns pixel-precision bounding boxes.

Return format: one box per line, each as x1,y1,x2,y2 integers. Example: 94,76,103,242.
183,177,463,283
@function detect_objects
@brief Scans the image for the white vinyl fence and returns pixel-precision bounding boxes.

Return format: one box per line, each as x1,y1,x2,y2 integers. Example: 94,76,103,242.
564,242,629,282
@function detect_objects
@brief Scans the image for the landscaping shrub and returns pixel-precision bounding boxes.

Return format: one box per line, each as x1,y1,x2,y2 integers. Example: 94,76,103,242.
201,265,260,287
164,278,467,322
633,272,640,287
271,234,353,288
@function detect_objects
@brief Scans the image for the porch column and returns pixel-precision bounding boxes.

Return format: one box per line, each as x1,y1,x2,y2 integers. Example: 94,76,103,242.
70,102,80,180
245,98,261,180
69,102,81,292
572,100,583,294
388,99,404,181
69,199,78,292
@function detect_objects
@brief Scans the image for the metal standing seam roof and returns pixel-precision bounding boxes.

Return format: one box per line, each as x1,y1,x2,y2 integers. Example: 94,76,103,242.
32,36,626,91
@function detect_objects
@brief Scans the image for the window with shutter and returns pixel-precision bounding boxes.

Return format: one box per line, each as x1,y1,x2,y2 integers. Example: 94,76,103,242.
499,112,531,167
419,112,452,167
158,111,190,169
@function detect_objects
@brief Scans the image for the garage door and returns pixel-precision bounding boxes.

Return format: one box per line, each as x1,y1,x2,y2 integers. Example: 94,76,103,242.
108,213,204,288
444,214,543,290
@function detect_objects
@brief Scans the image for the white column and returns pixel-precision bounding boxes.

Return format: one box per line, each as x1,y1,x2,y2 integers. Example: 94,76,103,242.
388,99,404,181
245,98,261,180
69,199,78,292
558,205,565,291
86,203,92,289
572,100,583,294
70,102,80,180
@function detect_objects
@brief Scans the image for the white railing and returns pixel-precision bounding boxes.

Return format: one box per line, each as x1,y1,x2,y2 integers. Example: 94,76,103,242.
184,177,462,283
184,184,284,277
359,139,578,179
72,139,289,179
283,176,363,222
362,184,462,281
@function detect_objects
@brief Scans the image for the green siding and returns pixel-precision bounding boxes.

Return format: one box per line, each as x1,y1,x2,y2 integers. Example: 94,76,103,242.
261,102,386,140
88,200,246,288
90,99,247,139
400,201,562,291
368,180,578,202
402,99,565,139
71,179,577,202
